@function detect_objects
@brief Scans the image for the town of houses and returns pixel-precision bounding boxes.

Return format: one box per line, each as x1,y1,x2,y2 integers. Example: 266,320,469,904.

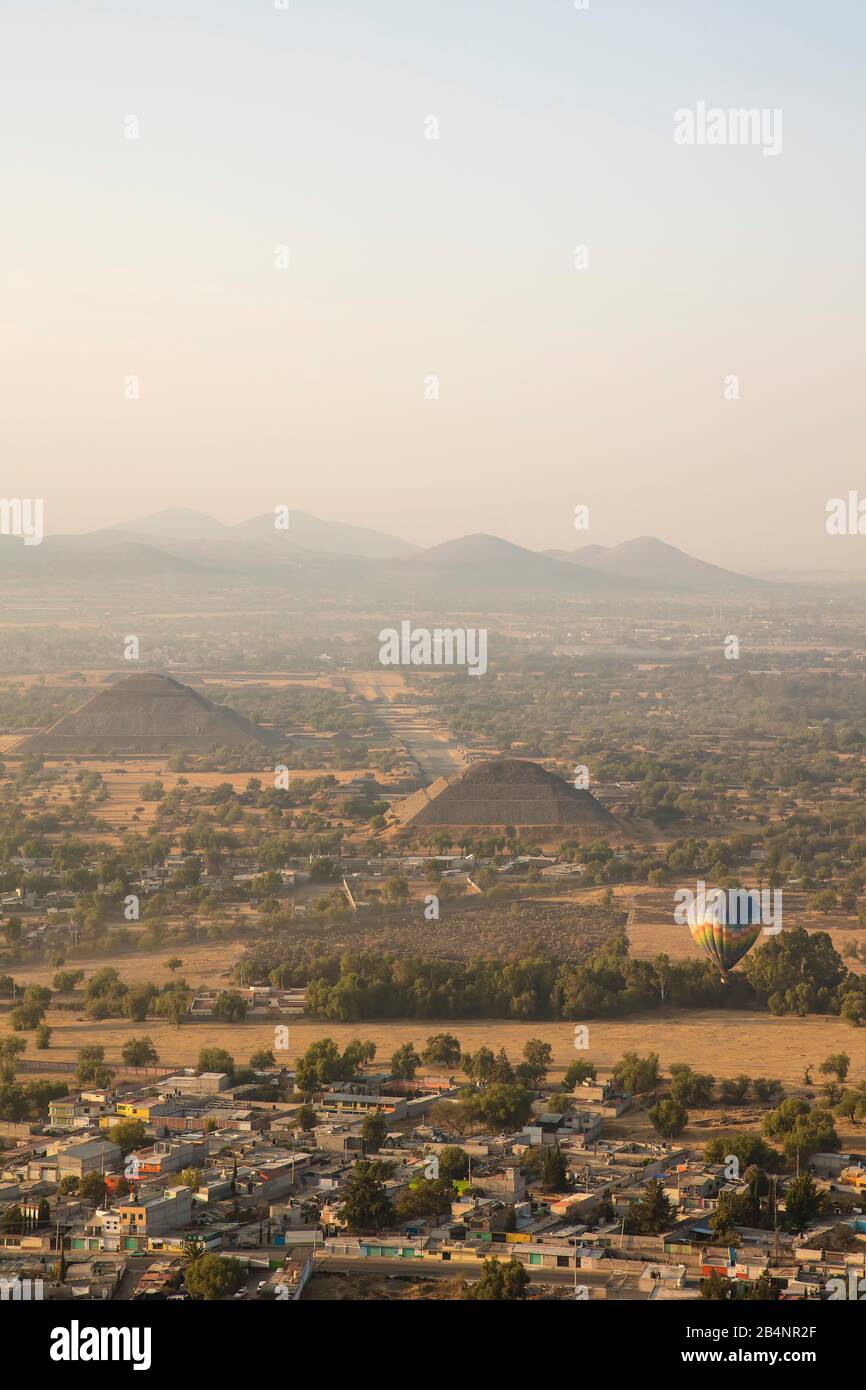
2,1055,866,1303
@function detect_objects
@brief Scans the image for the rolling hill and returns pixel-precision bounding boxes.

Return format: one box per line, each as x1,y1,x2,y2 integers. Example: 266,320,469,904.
110,507,416,558
555,536,766,594
0,514,771,596
397,534,627,593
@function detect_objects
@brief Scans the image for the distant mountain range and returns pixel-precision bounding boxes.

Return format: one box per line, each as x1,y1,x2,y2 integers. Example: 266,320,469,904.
393,534,627,593
0,508,774,596
109,507,418,559
543,537,764,594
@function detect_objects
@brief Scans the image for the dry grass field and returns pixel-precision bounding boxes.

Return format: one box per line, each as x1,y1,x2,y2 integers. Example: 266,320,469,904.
5,900,866,1098
9,938,246,991
624,885,866,973
11,758,381,843
6,1003,866,1096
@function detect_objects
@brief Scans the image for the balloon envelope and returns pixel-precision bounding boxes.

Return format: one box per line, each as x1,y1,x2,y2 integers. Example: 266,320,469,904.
687,889,763,978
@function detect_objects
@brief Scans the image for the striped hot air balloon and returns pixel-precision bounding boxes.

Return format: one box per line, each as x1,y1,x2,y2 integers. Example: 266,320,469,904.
687,887,763,981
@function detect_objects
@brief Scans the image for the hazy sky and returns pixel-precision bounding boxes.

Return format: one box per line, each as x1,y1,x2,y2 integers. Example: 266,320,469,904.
2,1,864,570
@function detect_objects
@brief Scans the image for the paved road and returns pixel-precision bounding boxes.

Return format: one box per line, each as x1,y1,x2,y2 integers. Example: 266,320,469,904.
353,679,466,783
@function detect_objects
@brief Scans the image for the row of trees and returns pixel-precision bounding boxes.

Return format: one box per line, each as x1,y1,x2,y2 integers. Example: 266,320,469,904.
235,928,866,1026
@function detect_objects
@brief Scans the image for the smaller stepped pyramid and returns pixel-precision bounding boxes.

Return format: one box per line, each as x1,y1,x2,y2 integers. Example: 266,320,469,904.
391,757,618,835
15,673,273,754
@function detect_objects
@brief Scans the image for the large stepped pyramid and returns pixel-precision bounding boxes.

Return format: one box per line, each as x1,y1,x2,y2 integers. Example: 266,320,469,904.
15,673,273,754
391,757,618,835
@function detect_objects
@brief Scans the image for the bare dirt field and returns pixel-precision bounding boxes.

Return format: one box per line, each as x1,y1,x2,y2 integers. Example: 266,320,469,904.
302,1272,464,1300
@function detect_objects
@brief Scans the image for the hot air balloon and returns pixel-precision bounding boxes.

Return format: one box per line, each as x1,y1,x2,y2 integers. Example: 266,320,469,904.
687,887,763,981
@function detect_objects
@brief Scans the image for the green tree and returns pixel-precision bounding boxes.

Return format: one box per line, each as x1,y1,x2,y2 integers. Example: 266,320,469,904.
421,1033,462,1067
670,1069,715,1107
746,1270,780,1301
718,1076,751,1105
490,1048,515,1085
700,1270,731,1300
744,926,845,1015
834,1089,865,1123
295,1104,317,1133
763,1097,809,1139
648,1098,688,1139
10,1003,45,1031
123,986,156,1024
2,919,22,946
428,1097,479,1138
295,1038,343,1092
76,1044,114,1088
107,1119,146,1154
336,1159,393,1234
158,981,192,1029
474,1084,533,1131
340,1039,377,1075
197,1047,235,1077
391,1042,422,1081
634,1179,673,1235
393,1178,454,1223
383,876,409,905
613,1051,660,1094
184,1254,244,1301
80,1172,107,1204
0,1204,24,1232
819,1053,850,1084
751,1077,782,1104
542,1146,568,1192
519,1039,553,1086
463,1256,529,1301
783,1173,824,1232
438,1146,470,1181
212,991,248,1024
121,1036,159,1067
361,1112,387,1152
764,1099,838,1162
564,1059,597,1090
0,1036,27,1081
462,1047,495,1087
704,1133,779,1171
53,969,84,992
709,1188,768,1239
